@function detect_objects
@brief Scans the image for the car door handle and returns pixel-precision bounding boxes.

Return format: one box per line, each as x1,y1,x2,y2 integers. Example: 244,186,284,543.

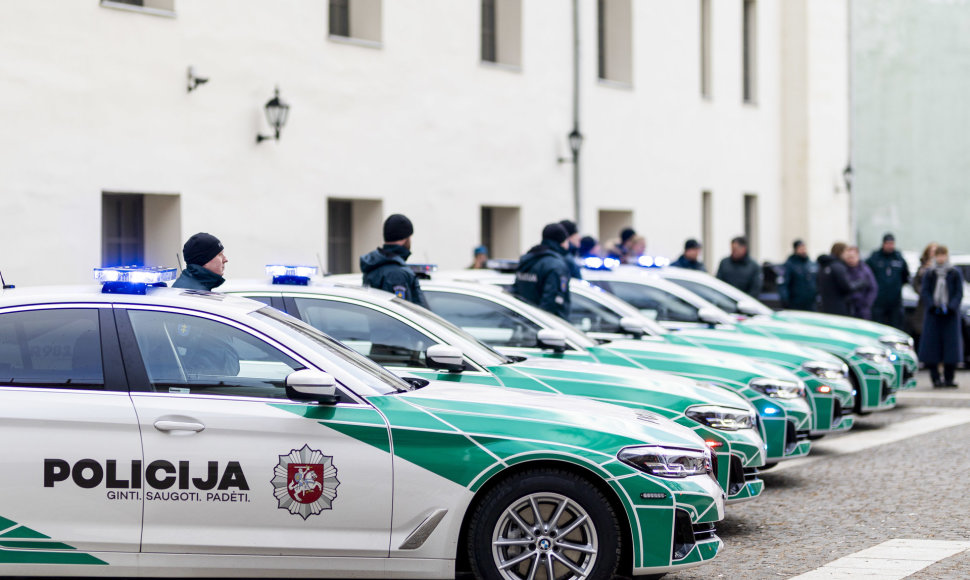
153,420,205,433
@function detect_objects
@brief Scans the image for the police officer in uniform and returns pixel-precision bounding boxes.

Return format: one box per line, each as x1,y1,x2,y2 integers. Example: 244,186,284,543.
866,233,911,329
512,223,572,319
173,232,228,291
360,214,429,308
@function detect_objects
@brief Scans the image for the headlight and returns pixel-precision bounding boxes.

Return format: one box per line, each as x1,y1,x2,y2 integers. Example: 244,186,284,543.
618,445,712,478
853,346,891,365
685,405,756,431
749,378,805,399
802,360,848,380
879,335,913,352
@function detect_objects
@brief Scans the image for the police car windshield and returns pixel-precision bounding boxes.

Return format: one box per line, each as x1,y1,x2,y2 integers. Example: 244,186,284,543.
666,278,741,314
391,298,512,366
251,306,412,394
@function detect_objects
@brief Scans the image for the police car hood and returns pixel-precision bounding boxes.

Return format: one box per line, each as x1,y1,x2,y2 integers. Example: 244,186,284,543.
503,357,755,412
388,380,709,451
738,315,885,354
671,327,845,367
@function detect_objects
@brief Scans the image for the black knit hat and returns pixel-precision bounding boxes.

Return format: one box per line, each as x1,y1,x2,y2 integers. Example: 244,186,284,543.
183,232,224,266
620,228,636,244
559,219,578,237
685,238,701,251
542,223,569,245
383,214,414,242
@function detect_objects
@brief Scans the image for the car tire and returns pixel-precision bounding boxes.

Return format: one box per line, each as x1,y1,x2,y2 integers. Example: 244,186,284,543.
467,468,621,580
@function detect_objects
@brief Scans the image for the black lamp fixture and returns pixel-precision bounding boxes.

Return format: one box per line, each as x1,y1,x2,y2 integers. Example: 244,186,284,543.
186,66,209,93
558,128,584,164
256,86,290,144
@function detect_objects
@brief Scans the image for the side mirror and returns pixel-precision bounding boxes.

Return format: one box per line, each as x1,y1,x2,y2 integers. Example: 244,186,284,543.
736,299,762,316
285,369,338,405
697,306,723,325
427,344,465,373
619,316,647,338
537,329,567,353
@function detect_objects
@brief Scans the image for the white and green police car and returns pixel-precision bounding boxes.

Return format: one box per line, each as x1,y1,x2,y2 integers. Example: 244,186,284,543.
0,268,725,579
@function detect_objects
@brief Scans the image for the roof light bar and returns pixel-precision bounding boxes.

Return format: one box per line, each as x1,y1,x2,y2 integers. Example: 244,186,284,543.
266,265,318,286
486,259,519,273
582,257,619,270
636,255,670,268
407,264,438,279
94,266,177,294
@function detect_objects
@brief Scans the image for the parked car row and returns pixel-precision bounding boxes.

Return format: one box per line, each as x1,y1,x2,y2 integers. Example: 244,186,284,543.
0,260,919,579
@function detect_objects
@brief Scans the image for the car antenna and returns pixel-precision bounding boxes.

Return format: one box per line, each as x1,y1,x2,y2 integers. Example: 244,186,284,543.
176,253,184,271
0,271,14,289
317,252,328,276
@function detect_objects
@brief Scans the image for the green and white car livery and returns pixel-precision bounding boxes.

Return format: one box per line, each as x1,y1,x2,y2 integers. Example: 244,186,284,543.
225,279,766,505
655,266,919,391
0,278,725,579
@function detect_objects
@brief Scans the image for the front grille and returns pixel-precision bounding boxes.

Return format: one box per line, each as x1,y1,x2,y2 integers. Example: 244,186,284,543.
881,378,895,401
784,420,798,455
903,365,914,382
672,509,695,560
728,455,746,496
693,522,717,542
743,467,760,481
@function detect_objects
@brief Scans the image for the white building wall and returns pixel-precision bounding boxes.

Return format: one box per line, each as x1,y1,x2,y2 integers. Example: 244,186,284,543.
0,0,846,286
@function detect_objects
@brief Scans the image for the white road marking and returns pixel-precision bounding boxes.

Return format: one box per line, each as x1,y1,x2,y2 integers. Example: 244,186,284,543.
771,407,970,472
790,539,970,579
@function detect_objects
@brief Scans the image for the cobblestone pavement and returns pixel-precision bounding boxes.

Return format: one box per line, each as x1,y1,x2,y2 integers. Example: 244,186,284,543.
665,368,970,580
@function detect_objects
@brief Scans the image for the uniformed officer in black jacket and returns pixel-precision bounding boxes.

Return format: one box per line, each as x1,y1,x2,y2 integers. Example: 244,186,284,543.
173,232,228,291
512,223,572,319
865,233,911,329
360,214,429,308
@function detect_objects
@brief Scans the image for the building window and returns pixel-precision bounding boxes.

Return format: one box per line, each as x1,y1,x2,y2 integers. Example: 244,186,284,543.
598,209,634,250
99,0,175,17
700,0,712,98
327,198,383,274
102,192,181,269
742,0,757,103
597,0,633,85
481,0,522,67
744,193,759,258
480,206,521,260
328,0,382,45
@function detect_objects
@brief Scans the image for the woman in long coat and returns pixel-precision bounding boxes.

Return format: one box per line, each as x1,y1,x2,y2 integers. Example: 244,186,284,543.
918,245,964,387
912,242,939,347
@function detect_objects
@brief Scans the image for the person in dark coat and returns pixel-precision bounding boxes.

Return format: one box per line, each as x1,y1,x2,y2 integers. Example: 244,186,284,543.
578,236,600,258
512,223,572,319
716,236,762,297
911,242,939,347
606,227,637,262
778,239,817,310
173,232,228,291
559,219,583,279
843,245,878,319
360,214,429,308
866,233,911,329
817,242,853,316
672,239,705,271
918,245,964,387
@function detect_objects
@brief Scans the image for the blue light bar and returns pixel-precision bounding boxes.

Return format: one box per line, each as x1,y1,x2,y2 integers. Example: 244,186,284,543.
486,259,519,273
635,255,670,268
407,264,438,279
94,267,177,294
582,257,619,271
266,265,318,286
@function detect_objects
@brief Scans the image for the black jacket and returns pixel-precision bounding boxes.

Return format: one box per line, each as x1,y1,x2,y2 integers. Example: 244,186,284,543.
779,254,818,310
918,267,964,364
671,255,705,271
360,244,429,308
816,255,855,315
512,240,571,319
172,264,225,291
865,249,910,307
716,255,762,297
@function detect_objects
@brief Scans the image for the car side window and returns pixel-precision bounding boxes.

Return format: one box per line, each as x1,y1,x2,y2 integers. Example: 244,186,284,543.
0,308,104,389
424,291,541,349
569,294,624,333
600,282,701,323
670,279,739,313
127,310,303,398
292,298,430,368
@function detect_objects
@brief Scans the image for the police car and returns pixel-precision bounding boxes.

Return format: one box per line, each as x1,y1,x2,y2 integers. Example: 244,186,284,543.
579,266,900,416
0,267,725,579
653,266,919,391
223,269,766,505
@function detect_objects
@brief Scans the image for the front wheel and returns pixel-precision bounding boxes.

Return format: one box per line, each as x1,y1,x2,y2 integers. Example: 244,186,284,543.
467,468,621,580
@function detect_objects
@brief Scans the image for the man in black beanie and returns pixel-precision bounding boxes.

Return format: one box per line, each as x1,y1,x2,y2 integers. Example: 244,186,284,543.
360,214,428,307
512,223,572,319
173,232,228,291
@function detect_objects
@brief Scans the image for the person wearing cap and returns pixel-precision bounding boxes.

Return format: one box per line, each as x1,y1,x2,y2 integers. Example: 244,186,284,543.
512,223,572,319
716,236,762,297
779,239,818,311
558,219,583,279
173,232,228,291
865,233,911,329
468,245,489,269
360,214,428,307
606,227,637,261
672,239,705,271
